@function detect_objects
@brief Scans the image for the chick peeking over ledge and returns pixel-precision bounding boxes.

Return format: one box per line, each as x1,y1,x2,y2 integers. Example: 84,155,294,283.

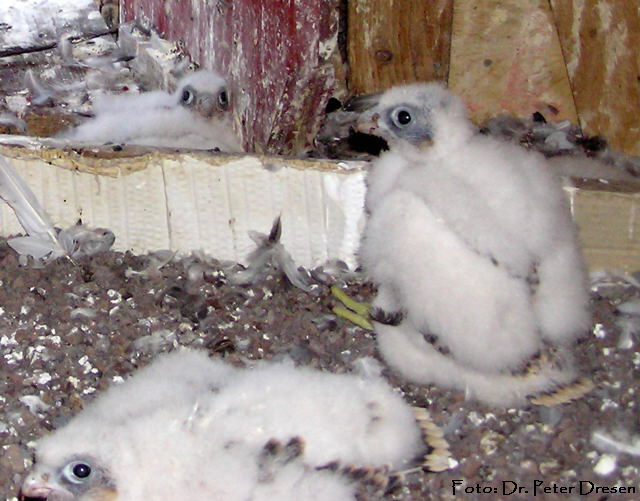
341,82,593,407
59,70,242,152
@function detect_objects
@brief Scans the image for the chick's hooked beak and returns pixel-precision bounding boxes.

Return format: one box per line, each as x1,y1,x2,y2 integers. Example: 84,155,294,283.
343,92,383,136
20,470,74,501
194,89,230,120
356,110,382,136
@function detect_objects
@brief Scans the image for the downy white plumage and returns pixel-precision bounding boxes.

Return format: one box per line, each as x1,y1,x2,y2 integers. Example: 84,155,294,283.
60,70,242,152
22,349,424,500
358,83,591,407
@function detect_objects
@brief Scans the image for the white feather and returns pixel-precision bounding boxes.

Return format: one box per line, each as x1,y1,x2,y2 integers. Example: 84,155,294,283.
591,430,640,457
231,217,313,292
24,69,55,106
0,112,27,134
0,156,67,262
548,154,637,182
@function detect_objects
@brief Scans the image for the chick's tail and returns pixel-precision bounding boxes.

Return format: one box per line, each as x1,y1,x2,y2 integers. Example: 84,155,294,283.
374,320,592,408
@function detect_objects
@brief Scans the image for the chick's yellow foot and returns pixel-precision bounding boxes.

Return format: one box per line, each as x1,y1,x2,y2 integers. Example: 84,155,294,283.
330,285,373,330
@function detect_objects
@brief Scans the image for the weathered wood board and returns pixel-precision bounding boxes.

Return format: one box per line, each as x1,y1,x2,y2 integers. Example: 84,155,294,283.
120,0,343,157
448,0,578,124
550,0,640,156
347,0,453,94
568,181,640,273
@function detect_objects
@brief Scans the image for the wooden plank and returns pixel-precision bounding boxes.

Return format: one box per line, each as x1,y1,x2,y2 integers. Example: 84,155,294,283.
347,0,453,94
571,187,640,272
550,0,640,156
121,0,342,156
449,0,577,124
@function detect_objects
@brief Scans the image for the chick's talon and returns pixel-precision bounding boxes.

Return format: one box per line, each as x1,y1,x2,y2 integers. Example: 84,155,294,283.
370,307,404,326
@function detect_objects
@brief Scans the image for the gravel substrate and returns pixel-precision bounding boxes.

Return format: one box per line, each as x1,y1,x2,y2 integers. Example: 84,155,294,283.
0,240,638,500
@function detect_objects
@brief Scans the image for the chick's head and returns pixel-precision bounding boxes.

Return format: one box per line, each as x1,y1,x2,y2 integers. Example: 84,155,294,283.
357,83,471,150
175,70,231,120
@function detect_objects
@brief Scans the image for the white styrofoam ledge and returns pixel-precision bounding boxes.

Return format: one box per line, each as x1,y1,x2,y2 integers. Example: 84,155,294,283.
0,146,368,269
3,139,633,273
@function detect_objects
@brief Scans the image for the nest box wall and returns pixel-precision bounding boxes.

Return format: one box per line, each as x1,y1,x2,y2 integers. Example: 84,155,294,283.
122,0,639,157
347,0,640,156
121,0,343,156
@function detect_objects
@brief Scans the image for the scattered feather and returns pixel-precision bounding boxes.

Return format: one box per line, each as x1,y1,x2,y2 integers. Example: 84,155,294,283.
614,298,640,349
480,112,639,180
24,69,86,107
310,260,363,284
59,33,79,67
69,307,98,320
0,112,27,134
58,221,116,258
591,429,640,458
0,156,67,264
19,395,51,414
591,269,640,292
59,33,131,70
132,329,177,354
231,216,313,293
616,298,640,316
615,316,639,350
548,154,637,182
24,69,56,106
537,405,563,427
125,250,176,279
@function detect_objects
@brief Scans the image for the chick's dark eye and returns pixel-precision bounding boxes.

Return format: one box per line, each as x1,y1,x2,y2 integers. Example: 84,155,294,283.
396,110,412,126
63,461,92,483
73,463,91,479
181,89,194,104
218,90,228,108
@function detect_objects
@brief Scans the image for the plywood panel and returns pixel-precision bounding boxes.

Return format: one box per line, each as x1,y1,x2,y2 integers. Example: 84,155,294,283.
121,0,342,157
449,0,577,124
347,0,453,94
550,0,640,155
570,187,640,272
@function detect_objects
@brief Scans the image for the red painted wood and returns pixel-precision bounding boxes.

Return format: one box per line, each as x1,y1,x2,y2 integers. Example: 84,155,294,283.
121,0,341,155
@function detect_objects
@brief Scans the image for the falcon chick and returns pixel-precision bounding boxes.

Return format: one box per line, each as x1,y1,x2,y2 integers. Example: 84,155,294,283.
21,349,424,500
358,83,592,407
60,70,242,152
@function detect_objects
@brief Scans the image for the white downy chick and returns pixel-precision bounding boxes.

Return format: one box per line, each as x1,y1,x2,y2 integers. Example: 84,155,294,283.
358,83,591,407
22,349,424,500
60,70,242,152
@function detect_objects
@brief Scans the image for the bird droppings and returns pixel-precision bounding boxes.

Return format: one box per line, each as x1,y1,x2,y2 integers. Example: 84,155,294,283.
0,240,637,499
593,454,618,477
